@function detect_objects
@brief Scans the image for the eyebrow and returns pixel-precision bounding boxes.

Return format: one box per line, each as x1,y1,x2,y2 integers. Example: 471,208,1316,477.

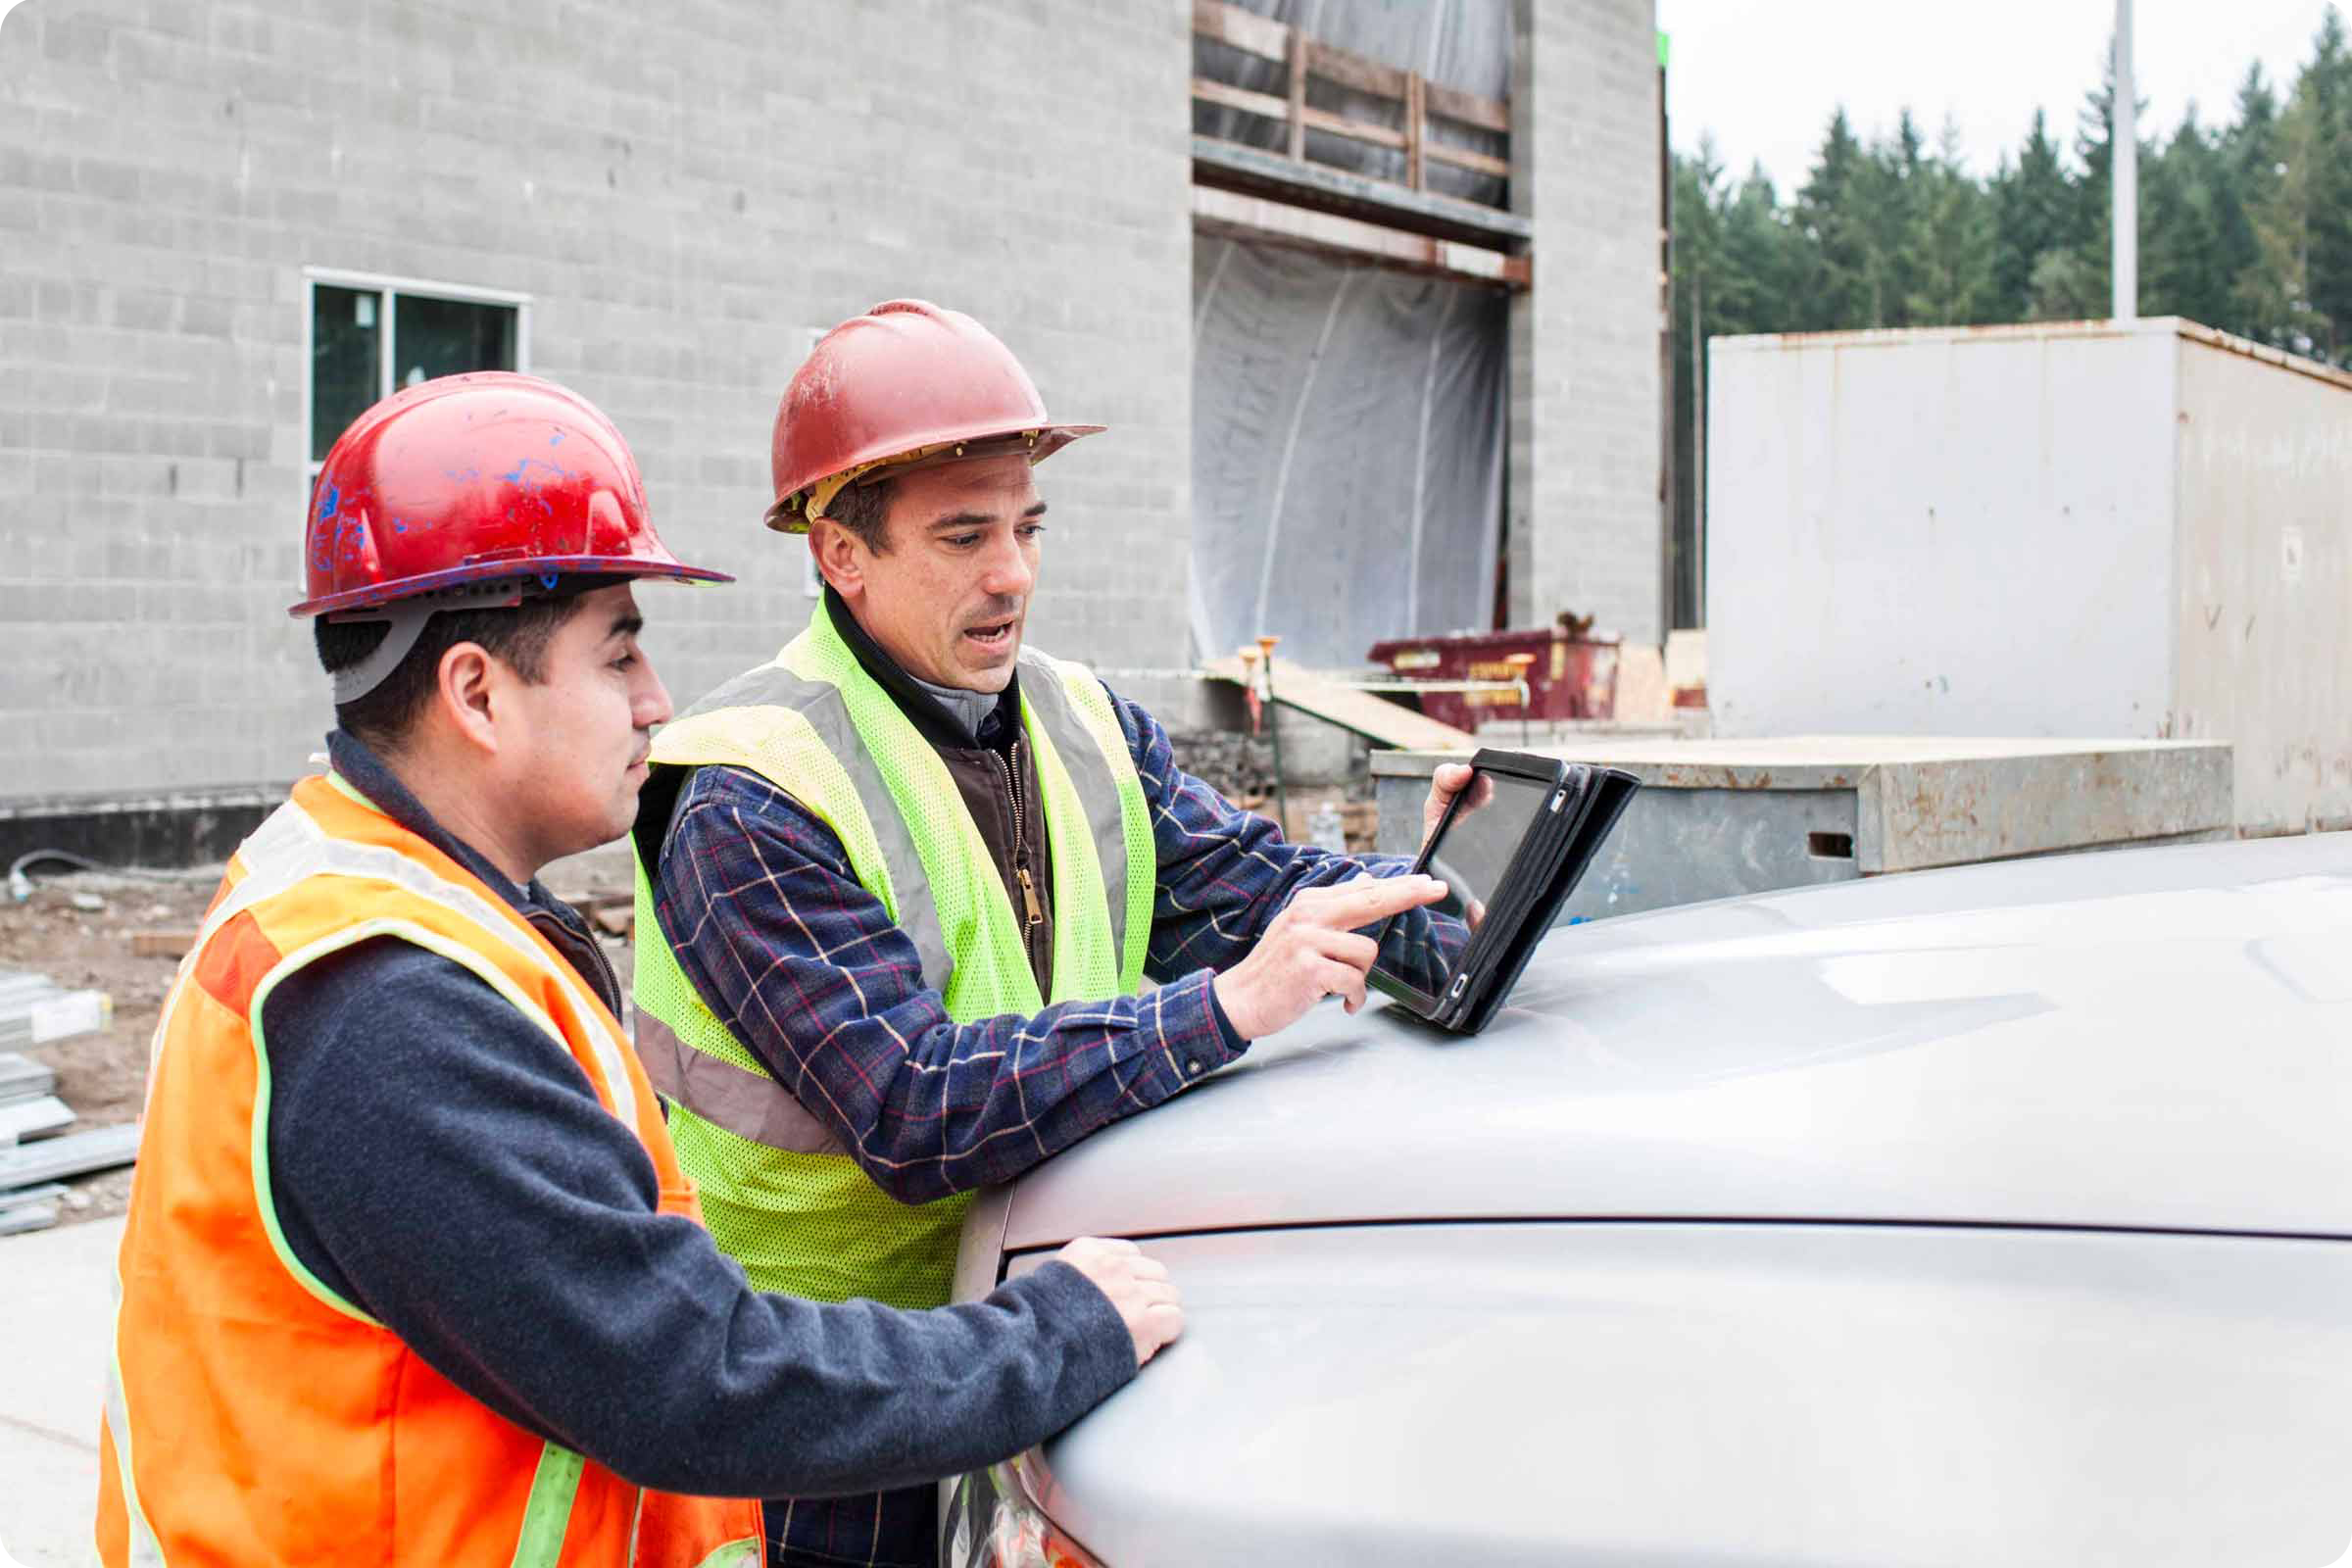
927,502,1049,534
608,612,644,642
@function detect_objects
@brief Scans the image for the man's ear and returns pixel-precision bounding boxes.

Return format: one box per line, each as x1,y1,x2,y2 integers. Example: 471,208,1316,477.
433,642,502,758
809,520,866,601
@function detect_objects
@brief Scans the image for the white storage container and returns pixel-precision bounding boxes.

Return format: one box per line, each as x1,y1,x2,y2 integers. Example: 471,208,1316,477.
1706,318,2352,835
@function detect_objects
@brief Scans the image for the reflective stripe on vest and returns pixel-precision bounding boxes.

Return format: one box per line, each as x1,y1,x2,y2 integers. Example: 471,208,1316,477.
631,596,1152,1308
96,778,760,1567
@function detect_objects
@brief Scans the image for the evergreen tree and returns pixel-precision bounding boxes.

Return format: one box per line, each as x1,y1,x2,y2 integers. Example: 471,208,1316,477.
1794,109,1879,328
1715,164,1792,335
2233,13,2352,358
1865,110,1932,327
2071,41,2120,311
1667,18,2352,349
2140,108,2232,327
1909,121,1999,324
2298,7,2352,355
2027,31,2162,319
1991,110,2081,318
2239,83,2328,354
2221,63,2284,339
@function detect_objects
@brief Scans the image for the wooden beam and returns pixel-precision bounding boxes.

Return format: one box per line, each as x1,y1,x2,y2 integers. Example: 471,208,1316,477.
1193,0,1512,136
1193,137,1535,244
1425,81,1510,134
1405,72,1426,191
1200,655,1478,753
127,929,195,958
1193,185,1532,290
1426,142,1511,178
1193,0,1287,63
1299,104,1406,152
1301,36,1406,99
1191,0,1514,200
1193,76,1291,125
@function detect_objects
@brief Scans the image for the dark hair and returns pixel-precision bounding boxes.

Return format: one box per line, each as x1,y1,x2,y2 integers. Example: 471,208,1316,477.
818,473,896,556
315,590,592,753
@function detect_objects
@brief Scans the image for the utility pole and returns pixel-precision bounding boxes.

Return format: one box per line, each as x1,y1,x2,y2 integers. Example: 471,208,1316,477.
2113,0,2137,320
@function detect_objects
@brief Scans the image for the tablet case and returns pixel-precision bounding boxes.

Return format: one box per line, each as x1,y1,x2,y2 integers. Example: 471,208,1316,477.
1372,749,1640,1034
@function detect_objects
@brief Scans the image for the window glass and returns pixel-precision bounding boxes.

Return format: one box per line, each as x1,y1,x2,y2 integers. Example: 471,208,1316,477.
392,294,518,390
310,284,381,463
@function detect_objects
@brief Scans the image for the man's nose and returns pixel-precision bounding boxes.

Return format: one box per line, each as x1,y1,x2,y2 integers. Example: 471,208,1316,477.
634,660,673,729
979,534,1034,599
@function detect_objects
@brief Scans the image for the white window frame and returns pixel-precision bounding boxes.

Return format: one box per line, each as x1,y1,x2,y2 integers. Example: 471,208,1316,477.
302,267,534,475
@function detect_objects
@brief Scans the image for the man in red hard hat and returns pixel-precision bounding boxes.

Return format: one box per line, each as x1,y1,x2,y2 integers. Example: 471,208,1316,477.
97,371,1182,1567
632,303,1463,1568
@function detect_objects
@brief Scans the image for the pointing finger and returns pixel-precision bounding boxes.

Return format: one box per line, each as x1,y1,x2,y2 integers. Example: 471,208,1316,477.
1319,873,1447,921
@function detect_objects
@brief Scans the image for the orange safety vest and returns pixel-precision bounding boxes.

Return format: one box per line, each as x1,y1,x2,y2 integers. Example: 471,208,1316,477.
94,773,761,1567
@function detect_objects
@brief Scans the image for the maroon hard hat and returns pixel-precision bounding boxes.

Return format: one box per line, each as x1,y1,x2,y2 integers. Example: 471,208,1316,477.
290,371,732,617
765,299,1103,532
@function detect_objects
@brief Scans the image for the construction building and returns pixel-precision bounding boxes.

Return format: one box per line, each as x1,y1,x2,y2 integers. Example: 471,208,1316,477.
0,0,1666,858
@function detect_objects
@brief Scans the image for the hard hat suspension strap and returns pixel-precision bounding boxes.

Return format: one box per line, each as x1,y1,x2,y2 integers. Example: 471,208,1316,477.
322,580,531,705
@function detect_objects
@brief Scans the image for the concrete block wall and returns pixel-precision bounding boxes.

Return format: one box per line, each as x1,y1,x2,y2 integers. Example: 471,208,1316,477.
0,0,1194,802
1507,0,1662,645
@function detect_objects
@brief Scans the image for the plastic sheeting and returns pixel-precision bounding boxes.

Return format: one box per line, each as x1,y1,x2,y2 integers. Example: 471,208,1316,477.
1191,236,1507,669
1192,0,1513,210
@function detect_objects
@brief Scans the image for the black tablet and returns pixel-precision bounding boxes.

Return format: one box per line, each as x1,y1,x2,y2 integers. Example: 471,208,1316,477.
1366,749,1639,1033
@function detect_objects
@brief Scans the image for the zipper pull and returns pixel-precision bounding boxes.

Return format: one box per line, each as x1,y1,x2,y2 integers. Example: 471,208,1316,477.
1017,866,1043,927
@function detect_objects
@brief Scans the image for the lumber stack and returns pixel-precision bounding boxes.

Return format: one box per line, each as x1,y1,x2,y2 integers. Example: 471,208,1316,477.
0,967,137,1236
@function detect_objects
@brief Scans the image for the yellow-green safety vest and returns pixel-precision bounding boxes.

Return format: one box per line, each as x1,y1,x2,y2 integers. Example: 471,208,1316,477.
629,596,1154,1307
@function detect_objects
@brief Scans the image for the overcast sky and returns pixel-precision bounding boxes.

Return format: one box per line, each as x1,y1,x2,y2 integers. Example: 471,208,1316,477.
1653,0,2341,195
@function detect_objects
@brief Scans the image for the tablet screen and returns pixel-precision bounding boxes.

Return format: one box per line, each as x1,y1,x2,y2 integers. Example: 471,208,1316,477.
1368,769,1555,1004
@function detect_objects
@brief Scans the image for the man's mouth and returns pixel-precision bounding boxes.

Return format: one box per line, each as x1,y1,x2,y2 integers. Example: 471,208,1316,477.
962,617,1017,653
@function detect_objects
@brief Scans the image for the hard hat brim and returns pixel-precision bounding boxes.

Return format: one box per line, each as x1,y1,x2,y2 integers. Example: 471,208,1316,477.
766,422,1104,534
288,556,734,618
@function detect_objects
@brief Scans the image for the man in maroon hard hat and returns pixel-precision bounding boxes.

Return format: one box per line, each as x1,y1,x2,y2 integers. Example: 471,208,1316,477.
632,303,1464,1568
98,371,1182,1566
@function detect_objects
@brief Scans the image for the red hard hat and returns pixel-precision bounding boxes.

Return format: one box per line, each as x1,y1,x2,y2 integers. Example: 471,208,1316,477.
290,371,732,617
765,299,1103,532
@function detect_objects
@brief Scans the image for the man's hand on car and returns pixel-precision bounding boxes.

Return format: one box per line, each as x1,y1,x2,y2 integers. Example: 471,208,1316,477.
1213,874,1449,1041
1056,1237,1184,1367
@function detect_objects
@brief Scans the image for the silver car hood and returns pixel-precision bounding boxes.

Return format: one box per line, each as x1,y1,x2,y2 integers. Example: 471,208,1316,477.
999,833,2352,1250
1004,1223,2352,1567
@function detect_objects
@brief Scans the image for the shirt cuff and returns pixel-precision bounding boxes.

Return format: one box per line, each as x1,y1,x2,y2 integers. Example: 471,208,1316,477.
1147,967,1249,1094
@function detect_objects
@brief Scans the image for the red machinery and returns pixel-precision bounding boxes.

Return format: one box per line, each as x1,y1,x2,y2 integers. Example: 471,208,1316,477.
1365,614,1619,731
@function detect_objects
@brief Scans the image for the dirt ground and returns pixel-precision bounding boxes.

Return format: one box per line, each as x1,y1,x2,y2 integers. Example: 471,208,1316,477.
2,868,222,1226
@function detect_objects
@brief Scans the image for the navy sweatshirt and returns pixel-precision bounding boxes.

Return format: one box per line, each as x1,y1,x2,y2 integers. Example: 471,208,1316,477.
254,729,1135,1499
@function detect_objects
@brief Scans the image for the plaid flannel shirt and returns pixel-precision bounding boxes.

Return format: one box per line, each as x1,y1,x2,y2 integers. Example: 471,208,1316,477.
650,681,1414,1568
